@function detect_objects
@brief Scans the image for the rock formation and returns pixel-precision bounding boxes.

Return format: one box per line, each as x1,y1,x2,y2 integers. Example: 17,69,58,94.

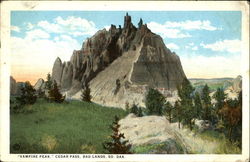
10,76,25,96
224,75,242,100
232,75,242,92
10,76,17,95
119,114,186,153
51,13,187,108
34,78,45,91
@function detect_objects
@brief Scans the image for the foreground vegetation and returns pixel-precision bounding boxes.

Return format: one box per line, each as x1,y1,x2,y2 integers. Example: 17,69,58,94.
10,99,126,153
195,129,241,154
10,73,241,154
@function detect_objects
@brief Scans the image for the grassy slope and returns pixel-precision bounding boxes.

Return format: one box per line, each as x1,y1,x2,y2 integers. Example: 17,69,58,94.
196,129,241,154
10,99,241,154
10,99,126,153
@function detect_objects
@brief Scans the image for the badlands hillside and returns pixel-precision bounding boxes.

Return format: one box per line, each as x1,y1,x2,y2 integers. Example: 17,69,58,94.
50,13,186,108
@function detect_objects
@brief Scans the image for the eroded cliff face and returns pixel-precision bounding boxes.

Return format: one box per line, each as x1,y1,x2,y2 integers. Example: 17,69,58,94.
51,13,187,107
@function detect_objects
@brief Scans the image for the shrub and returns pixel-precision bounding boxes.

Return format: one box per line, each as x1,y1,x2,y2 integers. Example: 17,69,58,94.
10,97,23,113
145,88,165,116
125,102,130,114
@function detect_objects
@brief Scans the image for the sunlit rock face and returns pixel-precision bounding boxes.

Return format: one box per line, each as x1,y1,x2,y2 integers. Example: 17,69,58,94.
51,13,187,108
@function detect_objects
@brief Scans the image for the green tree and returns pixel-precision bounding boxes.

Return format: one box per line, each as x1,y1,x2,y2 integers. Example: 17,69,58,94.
81,84,92,102
173,101,182,129
45,73,53,90
137,107,143,117
164,101,173,123
177,78,195,130
194,92,202,119
103,116,132,154
130,104,143,117
213,87,227,121
213,87,227,110
201,84,212,120
219,98,241,142
145,88,165,116
48,81,65,103
17,81,37,105
130,104,138,115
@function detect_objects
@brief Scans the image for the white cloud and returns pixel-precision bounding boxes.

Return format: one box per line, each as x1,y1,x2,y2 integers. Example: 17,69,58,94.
11,26,20,32
26,29,50,40
147,19,219,38
37,16,98,37
11,34,81,82
37,21,61,33
165,20,218,31
181,55,241,79
27,22,34,30
147,22,191,38
200,39,241,53
104,26,110,31
191,46,198,51
185,42,198,50
166,43,179,50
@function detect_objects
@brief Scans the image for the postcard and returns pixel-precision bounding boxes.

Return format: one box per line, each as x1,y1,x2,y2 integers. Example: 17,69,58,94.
0,1,249,162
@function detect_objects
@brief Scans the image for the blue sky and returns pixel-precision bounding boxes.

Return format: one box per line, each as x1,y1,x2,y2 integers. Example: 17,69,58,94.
10,11,242,83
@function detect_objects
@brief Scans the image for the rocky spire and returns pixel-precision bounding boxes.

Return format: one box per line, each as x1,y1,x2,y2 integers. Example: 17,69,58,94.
138,18,143,28
52,57,63,85
124,12,132,28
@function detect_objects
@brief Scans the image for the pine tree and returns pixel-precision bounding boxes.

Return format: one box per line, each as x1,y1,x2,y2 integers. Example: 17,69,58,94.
177,78,195,130
137,107,143,117
173,101,182,129
194,92,202,119
81,84,92,102
213,87,226,110
145,88,165,116
164,101,173,123
213,87,227,121
130,104,143,117
130,104,138,115
103,116,132,154
17,81,37,105
48,81,64,103
201,84,212,120
45,73,53,90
